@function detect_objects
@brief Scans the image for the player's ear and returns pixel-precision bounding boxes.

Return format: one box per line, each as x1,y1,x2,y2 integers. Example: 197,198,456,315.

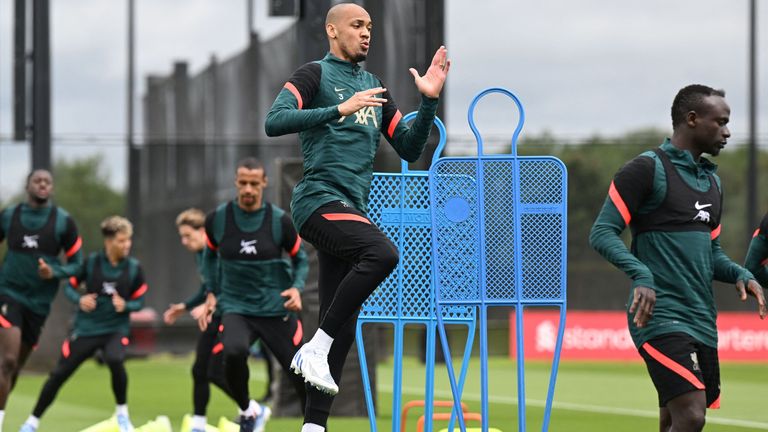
326,23,337,39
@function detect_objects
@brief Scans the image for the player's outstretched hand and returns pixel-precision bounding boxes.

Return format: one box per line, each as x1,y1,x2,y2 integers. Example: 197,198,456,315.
163,303,186,325
189,304,207,321
736,279,767,319
338,87,387,116
281,287,302,312
198,293,216,331
629,286,656,328
409,45,450,99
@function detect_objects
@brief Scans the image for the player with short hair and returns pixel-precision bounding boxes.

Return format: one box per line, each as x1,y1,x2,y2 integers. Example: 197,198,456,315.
264,3,449,431
199,158,309,432
590,84,766,431
163,208,240,432
0,169,83,432
19,216,147,432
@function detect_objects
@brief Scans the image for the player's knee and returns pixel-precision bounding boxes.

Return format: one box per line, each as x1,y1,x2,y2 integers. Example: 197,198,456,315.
191,361,207,379
222,343,248,361
0,353,19,377
371,241,399,273
675,408,705,431
103,352,125,369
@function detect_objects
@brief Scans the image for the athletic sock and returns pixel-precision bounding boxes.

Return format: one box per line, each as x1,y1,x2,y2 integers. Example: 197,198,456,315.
191,415,207,430
24,416,40,429
307,329,334,352
238,402,256,418
0,410,4,430
248,399,262,417
116,404,129,417
301,423,325,432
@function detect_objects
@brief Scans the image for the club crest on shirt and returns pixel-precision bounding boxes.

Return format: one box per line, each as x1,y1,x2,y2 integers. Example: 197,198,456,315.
22,234,40,249
240,239,258,255
337,105,379,128
693,201,712,223
102,281,117,296
693,210,710,223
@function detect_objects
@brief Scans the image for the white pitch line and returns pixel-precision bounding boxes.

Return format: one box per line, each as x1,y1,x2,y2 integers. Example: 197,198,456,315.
377,384,768,430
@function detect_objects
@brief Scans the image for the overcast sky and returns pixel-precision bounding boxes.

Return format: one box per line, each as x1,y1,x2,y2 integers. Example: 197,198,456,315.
1,0,767,199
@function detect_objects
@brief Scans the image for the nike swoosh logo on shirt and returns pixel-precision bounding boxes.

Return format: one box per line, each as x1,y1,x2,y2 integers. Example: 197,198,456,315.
334,87,346,92
694,201,712,210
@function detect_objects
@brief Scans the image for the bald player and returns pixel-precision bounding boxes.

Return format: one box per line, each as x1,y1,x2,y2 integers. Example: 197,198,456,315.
265,3,449,431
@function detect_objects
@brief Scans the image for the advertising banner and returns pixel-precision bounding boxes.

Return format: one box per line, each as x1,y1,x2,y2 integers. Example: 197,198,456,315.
510,311,768,361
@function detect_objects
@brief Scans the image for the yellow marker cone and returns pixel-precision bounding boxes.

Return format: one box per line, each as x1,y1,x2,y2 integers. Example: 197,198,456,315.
181,413,220,432
134,415,173,432
216,417,240,432
438,429,502,432
78,416,119,432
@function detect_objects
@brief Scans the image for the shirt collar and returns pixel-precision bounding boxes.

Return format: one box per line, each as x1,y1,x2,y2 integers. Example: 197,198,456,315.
233,200,267,215
323,52,361,73
660,138,717,174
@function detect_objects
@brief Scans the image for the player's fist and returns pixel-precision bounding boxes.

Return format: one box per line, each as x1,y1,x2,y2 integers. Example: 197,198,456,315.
37,258,53,279
281,287,302,312
79,293,97,312
112,294,126,313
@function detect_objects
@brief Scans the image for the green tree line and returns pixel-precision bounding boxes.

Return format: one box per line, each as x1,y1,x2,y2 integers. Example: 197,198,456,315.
0,155,125,262
514,128,765,264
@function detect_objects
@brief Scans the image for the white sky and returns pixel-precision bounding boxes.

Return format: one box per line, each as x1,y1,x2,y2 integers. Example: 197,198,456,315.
1,0,767,199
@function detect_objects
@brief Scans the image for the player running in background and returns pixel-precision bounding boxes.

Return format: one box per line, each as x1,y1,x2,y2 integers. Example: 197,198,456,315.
264,3,449,431
0,170,83,432
199,158,309,432
590,84,766,432
744,212,768,287
19,216,147,432
163,208,238,432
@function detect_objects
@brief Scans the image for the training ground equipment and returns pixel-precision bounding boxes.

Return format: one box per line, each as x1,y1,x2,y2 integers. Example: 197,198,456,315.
79,416,118,432
216,417,239,432
358,113,476,432
180,414,220,432
430,88,567,431
400,400,468,432
134,416,173,432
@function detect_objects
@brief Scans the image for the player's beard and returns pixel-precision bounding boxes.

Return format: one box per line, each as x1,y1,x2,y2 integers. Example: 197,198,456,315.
351,52,367,63
344,43,367,63
31,194,48,205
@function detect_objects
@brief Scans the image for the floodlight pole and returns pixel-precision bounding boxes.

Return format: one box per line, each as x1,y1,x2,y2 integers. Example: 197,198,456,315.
247,0,254,37
31,0,51,170
747,0,758,242
13,0,26,141
127,0,140,224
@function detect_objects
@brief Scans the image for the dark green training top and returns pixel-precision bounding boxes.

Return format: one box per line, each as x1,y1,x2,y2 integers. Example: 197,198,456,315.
0,203,83,316
744,213,768,286
265,52,439,232
204,201,308,317
181,250,215,314
589,139,752,348
64,250,147,337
